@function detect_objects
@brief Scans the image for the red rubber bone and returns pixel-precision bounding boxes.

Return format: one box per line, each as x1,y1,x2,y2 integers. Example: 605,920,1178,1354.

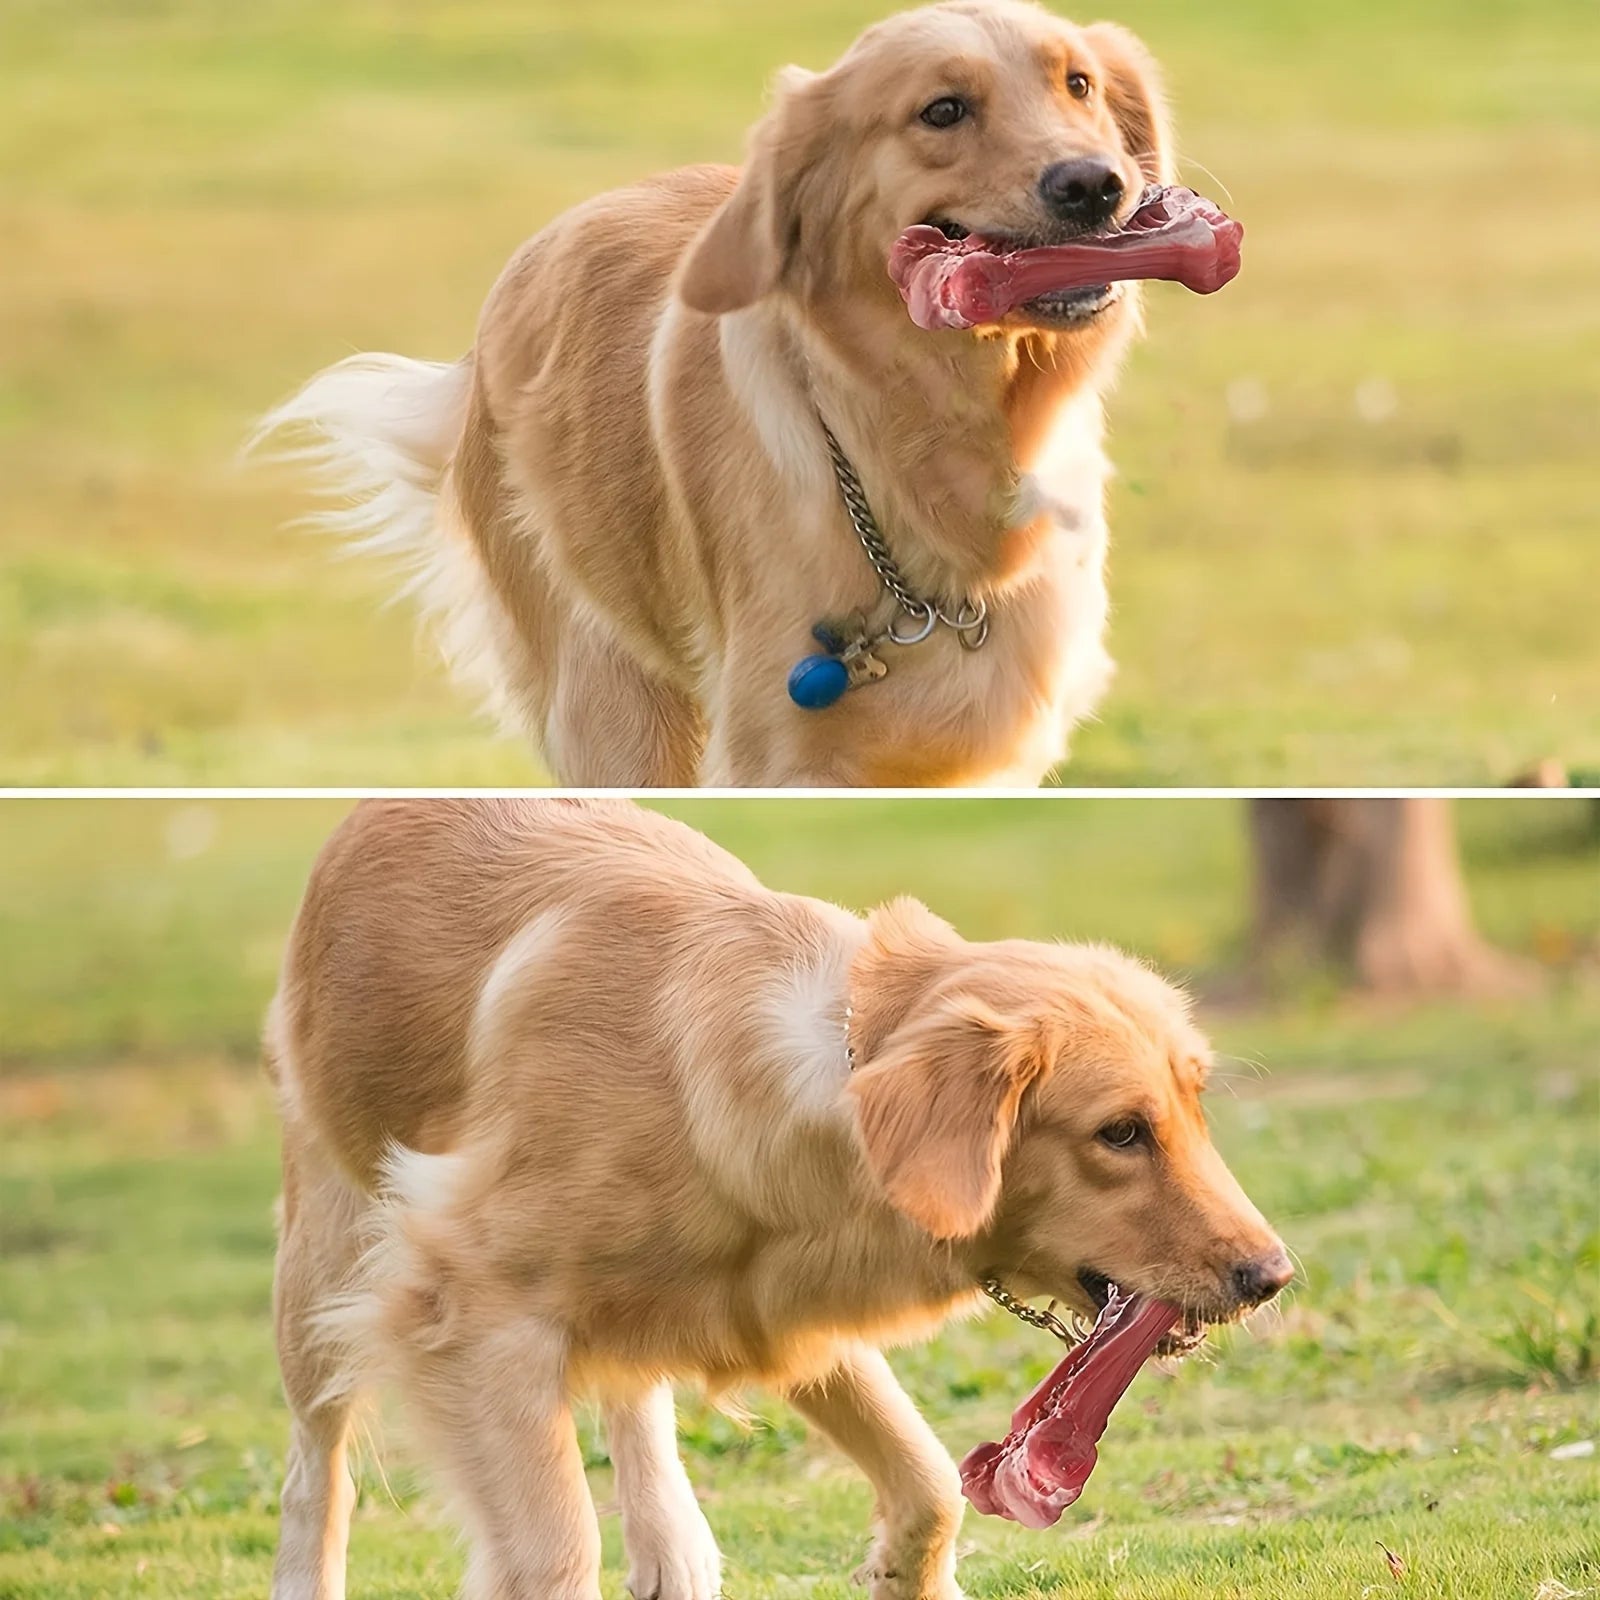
889,185,1243,332
959,1288,1180,1528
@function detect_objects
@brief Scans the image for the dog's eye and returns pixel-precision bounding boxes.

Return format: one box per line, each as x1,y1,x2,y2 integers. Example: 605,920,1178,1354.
1067,72,1092,100
920,96,968,129
1097,1118,1146,1150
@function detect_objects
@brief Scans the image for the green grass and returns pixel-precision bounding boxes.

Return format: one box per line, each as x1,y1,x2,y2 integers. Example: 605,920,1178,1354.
2,798,1598,1596
2,0,1598,783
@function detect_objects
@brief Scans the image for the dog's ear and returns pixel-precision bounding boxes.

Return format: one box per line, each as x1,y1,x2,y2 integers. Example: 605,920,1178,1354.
1083,22,1173,187
678,67,827,315
848,996,1053,1240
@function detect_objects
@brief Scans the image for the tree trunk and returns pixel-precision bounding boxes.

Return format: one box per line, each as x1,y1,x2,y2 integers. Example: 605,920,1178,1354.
1247,798,1534,996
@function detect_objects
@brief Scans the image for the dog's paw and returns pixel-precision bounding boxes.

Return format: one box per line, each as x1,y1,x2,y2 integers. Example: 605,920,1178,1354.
623,1495,722,1600
851,1542,964,1600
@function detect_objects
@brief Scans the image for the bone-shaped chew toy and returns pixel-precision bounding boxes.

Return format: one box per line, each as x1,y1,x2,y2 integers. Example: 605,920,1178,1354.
889,186,1244,332
958,1288,1181,1528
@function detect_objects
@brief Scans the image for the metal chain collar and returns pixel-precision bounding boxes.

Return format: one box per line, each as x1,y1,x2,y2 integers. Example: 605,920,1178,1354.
818,420,990,652
981,1276,1076,1343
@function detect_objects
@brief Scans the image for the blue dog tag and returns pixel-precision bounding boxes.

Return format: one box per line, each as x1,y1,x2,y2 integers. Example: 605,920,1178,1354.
788,653,850,710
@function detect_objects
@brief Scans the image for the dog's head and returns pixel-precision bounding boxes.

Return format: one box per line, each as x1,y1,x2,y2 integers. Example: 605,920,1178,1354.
847,901,1290,1338
680,0,1171,336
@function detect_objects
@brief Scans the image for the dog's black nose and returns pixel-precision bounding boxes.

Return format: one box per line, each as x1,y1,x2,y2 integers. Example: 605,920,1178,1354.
1232,1248,1294,1307
1038,158,1125,228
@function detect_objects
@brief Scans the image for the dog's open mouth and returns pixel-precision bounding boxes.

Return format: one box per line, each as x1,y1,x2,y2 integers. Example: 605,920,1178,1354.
891,185,1244,333
922,218,1117,325
1076,1267,1209,1357
960,1272,1214,1528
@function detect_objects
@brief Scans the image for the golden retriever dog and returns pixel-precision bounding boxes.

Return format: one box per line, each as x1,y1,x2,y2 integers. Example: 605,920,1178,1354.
267,799,1291,1599
258,0,1177,786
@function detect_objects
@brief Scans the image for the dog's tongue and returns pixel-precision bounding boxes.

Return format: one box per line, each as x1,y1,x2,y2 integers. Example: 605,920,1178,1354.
959,1287,1180,1529
888,184,1243,332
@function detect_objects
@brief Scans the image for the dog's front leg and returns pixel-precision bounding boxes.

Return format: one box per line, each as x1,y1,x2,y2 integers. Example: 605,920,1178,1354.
603,1383,722,1600
698,717,861,788
695,658,869,787
787,1346,965,1600
542,625,706,788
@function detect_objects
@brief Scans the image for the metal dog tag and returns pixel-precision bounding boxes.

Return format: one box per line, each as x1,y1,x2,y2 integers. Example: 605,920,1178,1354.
843,646,888,688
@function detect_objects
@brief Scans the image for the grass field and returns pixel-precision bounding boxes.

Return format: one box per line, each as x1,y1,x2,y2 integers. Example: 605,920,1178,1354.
2,797,1597,1597
3,1,1599,785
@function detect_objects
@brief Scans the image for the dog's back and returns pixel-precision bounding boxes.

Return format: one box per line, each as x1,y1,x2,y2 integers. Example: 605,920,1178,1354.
267,796,762,1190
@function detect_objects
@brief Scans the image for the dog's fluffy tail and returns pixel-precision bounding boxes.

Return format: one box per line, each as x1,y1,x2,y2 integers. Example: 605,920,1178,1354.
250,353,527,727
249,352,470,583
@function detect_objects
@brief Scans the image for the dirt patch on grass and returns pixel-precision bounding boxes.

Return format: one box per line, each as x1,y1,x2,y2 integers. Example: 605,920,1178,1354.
0,1059,273,1153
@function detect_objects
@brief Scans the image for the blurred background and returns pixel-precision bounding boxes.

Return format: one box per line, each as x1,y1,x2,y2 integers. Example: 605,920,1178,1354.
2,0,1598,785
1,796,1596,1596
